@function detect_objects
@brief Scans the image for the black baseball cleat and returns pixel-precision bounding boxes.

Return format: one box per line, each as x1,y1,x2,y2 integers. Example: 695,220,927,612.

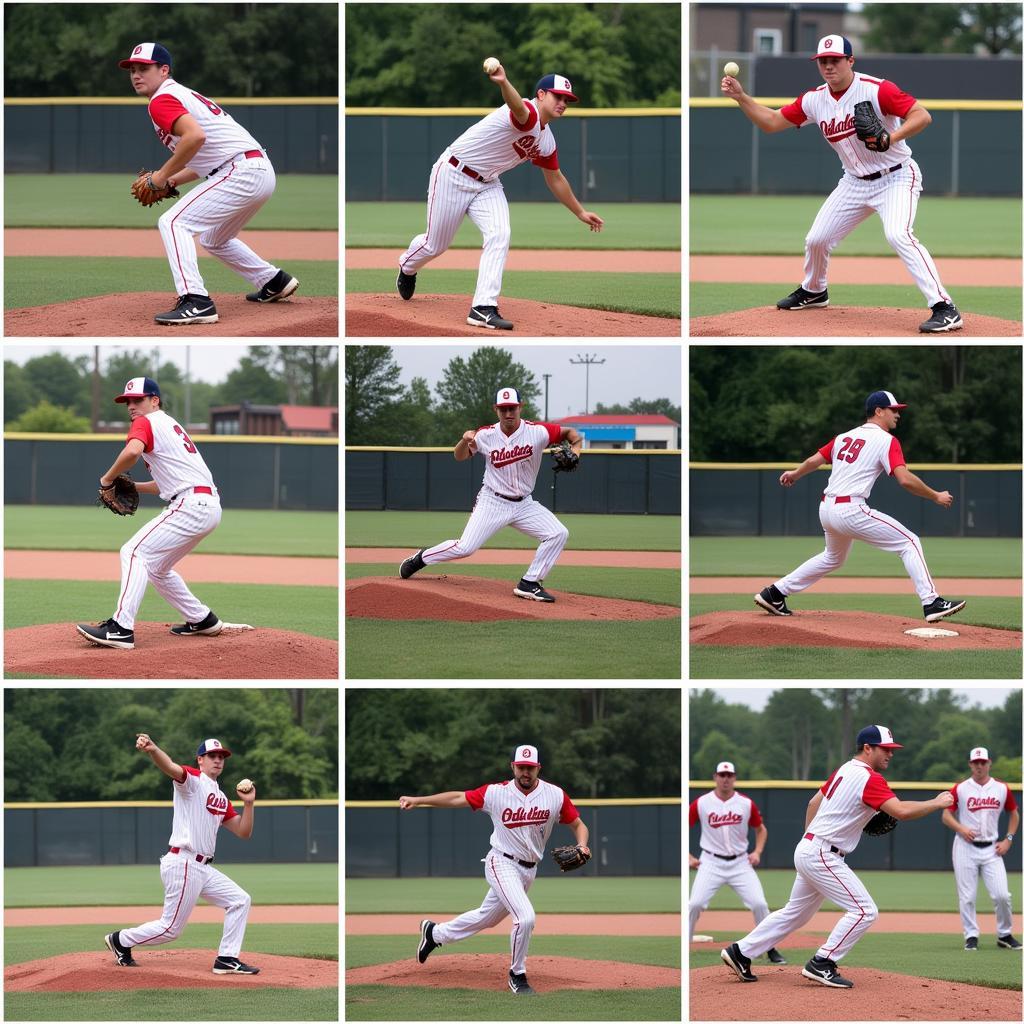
508,970,537,995
802,955,853,988
400,549,426,579
104,931,137,966
397,270,417,300
923,596,966,622
417,918,440,963
467,305,513,329
777,287,829,310
513,578,555,602
170,610,223,636
919,301,963,333
996,934,1023,949
766,948,787,964
154,293,219,325
246,269,299,303
721,942,757,982
754,585,792,616
212,955,260,974
77,619,135,650
964,936,979,951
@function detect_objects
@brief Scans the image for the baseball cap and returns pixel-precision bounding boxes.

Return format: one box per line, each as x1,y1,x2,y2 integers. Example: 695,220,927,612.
715,761,736,774
197,738,232,758
119,42,173,69
969,746,990,762
535,74,579,102
495,387,522,406
812,35,853,59
865,390,907,415
856,725,903,749
512,744,541,765
114,377,161,403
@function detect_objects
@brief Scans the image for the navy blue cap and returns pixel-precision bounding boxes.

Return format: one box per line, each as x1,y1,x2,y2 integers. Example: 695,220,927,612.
865,390,907,415
534,74,579,102
856,725,903,749
196,738,232,758
115,377,161,403
119,42,173,70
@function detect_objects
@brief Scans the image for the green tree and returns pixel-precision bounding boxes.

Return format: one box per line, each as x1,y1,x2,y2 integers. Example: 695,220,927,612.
6,400,90,433
691,728,736,780
345,346,405,443
221,357,288,405
20,352,90,414
434,348,540,439
3,361,33,423
593,396,682,423
372,376,440,445
863,3,1021,54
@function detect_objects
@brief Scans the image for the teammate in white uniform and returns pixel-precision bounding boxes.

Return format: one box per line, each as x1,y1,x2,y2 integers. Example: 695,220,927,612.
400,744,590,996
76,376,224,650
119,42,299,326
397,66,603,330
753,389,966,623
722,34,961,333
689,761,786,964
398,387,581,602
721,725,954,988
941,746,1021,951
103,735,260,975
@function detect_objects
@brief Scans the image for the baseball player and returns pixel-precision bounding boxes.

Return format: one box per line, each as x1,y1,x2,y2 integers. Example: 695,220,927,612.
942,746,1021,951
75,376,223,650
120,42,299,326
103,734,260,974
398,387,581,603
722,34,961,333
721,725,954,988
397,63,604,330
400,744,590,996
689,761,786,964
753,390,966,623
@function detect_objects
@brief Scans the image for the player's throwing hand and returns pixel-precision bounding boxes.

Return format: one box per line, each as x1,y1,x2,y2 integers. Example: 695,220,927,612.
934,490,953,509
136,733,156,752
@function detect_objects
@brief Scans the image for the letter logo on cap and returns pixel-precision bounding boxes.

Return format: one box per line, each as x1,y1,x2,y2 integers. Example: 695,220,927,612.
825,39,832,48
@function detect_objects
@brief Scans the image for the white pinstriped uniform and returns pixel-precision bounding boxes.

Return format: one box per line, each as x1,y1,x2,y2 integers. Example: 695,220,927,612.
431,777,580,975
145,79,284,297
782,72,952,307
119,766,252,957
736,756,897,963
424,420,569,583
400,100,558,307
775,423,939,605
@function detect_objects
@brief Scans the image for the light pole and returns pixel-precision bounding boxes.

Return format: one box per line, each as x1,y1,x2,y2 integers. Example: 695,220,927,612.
542,374,551,419
569,354,605,414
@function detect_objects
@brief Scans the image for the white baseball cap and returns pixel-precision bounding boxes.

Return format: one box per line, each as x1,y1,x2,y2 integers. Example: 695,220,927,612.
969,747,990,762
495,387,522,406
715,761,736,774
512,744,540,765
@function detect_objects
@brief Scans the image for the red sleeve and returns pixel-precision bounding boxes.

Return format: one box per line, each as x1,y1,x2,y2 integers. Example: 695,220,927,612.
949,781,960,811
1004,785,1018,812
887,436,906,474
223,802,239,821
464,784,489,809
174,764,198,787
542,422,562,445
780,95,807,126
862,770,898,810
877,80,916,118
689,798,700,826
510,101,539,132
818,438,835,462
127,416,154,453
532,150,559,170
558,790,580,824
820,768,838,795
149,94,189,134
747,798,763,828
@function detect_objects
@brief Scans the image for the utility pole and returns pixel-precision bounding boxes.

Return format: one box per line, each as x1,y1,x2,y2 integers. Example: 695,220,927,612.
542,374,551,419
569,354,605,414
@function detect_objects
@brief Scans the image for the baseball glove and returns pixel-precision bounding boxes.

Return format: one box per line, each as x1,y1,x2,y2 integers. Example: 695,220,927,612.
97,474,139,516
862,811,898,836
130,169,180,207
551,844,591,872
853,101,890,153
551,439,580,474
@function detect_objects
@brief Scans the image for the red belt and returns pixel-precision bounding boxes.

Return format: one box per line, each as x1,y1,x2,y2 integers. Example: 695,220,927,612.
242,149,262,159
449,154,485,181
822,494,852,503
804,832,845,857
169,846,214,864
194,486,213,495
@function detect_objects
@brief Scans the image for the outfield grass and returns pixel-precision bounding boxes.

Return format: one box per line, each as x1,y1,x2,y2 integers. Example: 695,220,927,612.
346,510,681,550
689,536,1021,577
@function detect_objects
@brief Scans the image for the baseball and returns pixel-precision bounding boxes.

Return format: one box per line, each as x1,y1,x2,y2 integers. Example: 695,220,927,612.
236,778,254,794
723,61,739,78
483,57,500,75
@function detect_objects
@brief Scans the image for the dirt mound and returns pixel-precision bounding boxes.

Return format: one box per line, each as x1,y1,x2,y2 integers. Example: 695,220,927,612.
349,248,681,273
347,293,680,337
4,293,338,337
691,610,1021,649
5,950,336,992
346,574,679,621
691,576,1020,596
690,306,1021,337
4,623,338,678
347,953,679,991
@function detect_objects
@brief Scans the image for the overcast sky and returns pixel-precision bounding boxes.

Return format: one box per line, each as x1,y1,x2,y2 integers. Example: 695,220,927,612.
693,686,1018,711
385,344,682,419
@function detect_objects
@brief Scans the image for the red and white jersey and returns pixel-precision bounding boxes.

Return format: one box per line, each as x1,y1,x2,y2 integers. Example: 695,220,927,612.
448,100,559,179
808,758,898,853
127,409,216,501
168,765,238,857
817,423,906,499
689,790,763,857
146,78,262,177
473,420,562,498
949,776,1018,843
465,778,579,863
780,72,917,178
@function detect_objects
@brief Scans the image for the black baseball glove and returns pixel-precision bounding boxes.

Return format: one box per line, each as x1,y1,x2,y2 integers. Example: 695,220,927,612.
863,811,898,836
97,473,139,516
551,440,580,474
853,101,890,153
551,844,591,872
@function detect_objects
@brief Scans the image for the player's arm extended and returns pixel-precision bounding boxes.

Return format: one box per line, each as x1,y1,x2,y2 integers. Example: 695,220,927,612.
541,168,603,231
144,741,186,782
892,464,951,507
780,451,826,487
398,792,470,809
100,439,145,487
880,791,954,821
721,78,793,133
888,103,931,145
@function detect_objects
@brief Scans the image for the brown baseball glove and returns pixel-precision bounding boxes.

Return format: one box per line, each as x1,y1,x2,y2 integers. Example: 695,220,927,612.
130,169,180,207
551,844,591,872
98,474,139,516
551,440,580,474
853,101,890,153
